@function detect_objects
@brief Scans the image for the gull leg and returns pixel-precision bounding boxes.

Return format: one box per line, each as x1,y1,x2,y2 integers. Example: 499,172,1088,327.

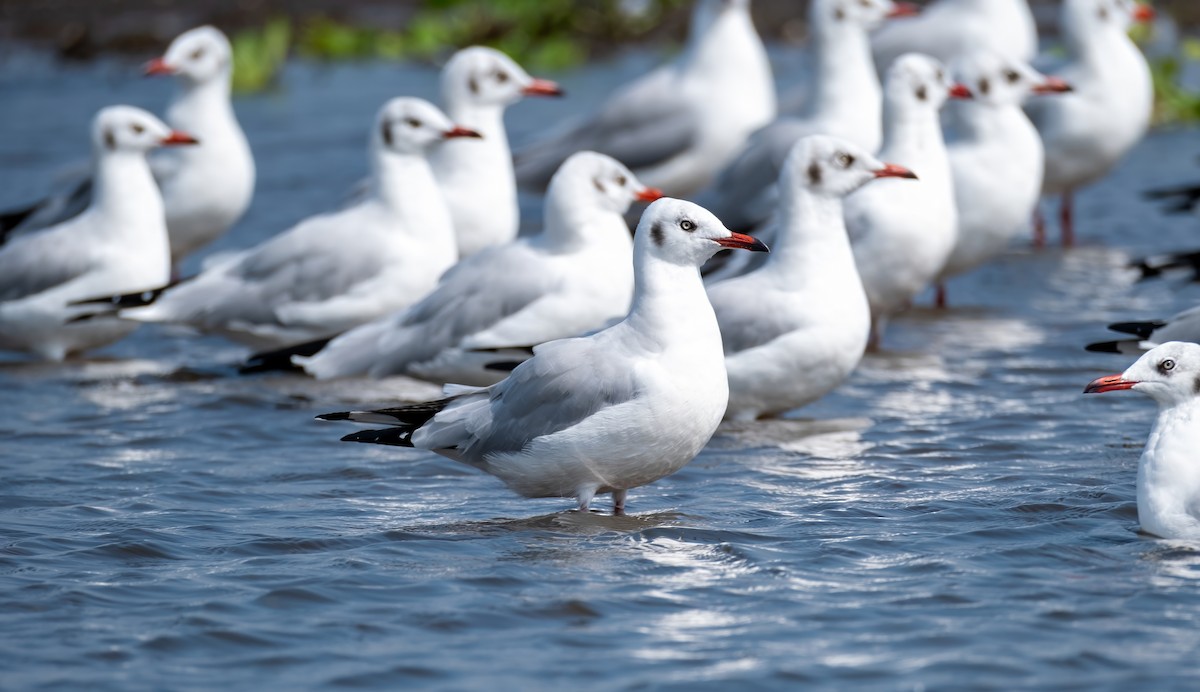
576,484,598,512
1032,205,1046,249
934,282,947,309
1060,190,1075,248
613,489,628,516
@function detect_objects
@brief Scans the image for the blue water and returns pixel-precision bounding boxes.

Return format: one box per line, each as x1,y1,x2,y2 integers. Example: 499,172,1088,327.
4,47,1200,690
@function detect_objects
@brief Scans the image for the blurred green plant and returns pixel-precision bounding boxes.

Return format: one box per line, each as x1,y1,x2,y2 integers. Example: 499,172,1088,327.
230,18,291,93
1150,49,1200,125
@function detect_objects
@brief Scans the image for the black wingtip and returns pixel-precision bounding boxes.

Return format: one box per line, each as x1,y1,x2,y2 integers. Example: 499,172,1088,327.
1085,341,1126,354
1107,321,1165,339
484,361,522,372
240,337,331,375
316,411,352,421
339,427,414,447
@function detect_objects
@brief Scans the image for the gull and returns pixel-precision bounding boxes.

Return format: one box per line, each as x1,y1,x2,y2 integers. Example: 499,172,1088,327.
935,51,1072,306
1086,306,1200,354
0,107,194,361
317,198,769,514
694,0,908,231
845,54,969,347
1,26,255,265
432,46,562,257
82,98,473,351
271,152,661,384
513,0,775,198
872,0,1038,74
706,135,916,421
1085,341,1200,540
1025,0,1155,246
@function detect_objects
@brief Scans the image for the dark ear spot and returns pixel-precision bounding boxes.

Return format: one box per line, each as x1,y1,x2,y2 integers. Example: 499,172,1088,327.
1194,375,1200,395
593,177,606,194
834,7,845,20
104,128,116,150
807,162,822,186
1097,6,1108,20
381,121,393,147
469,76,480,94
978,78,990,96
916,85,928,102
650,221,666,248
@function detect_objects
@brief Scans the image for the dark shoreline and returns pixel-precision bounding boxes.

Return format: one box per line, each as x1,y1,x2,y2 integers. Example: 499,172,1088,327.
2,0,1197,64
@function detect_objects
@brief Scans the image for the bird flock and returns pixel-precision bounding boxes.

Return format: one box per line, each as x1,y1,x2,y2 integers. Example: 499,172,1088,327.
2,0,1194,537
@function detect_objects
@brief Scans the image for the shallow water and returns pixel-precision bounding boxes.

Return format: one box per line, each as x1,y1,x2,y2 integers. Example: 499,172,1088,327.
4,49,1200,690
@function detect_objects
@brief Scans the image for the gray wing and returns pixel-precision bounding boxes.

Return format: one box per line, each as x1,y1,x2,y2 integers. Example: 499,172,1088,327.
388,244,564,359
1,174,93,242
466,336,641,457
708,279,807,355
514,67,698,188
0,223,95,301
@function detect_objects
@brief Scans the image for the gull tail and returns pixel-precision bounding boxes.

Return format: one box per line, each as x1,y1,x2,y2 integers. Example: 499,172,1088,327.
316,397,457,448
470,345,535,374
1085,339,1149,355
65,283,177,324
240,337,333,375
1107,320,1166,339
1130,249,1200,281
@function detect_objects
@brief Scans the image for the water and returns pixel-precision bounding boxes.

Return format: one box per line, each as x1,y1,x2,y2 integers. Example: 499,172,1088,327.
4,48,1200,690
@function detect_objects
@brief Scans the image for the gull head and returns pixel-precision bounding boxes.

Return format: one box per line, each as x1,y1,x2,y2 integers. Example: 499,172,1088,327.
1064,0,1154,36
92,105,198,155
810,0,918,32
441,46,562,110
952,51,1071,108
1085,342,1200,409
374,97,481,156
549,152,663,215
146,26,232,84
781,135,916,199
885,53,973,113
635,198,768,268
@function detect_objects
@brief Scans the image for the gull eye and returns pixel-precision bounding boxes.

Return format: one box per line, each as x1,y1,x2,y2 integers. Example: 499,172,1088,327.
859,0,871,6
405,117,422,128
680,219,696,232
1159,359,1176,374
1004,69,1021,84
131,123,145,134
495,71,509,83
935,69,945,82
191,48,205,61
615,174,627,186
836,152,855,168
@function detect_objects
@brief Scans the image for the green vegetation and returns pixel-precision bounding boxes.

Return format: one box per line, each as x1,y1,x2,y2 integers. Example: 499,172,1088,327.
1149,38,1200,125
227,1,685,93
230,18,291,93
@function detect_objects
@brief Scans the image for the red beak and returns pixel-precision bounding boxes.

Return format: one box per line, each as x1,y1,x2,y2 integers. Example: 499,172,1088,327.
522,78,564,97
1032,76,1073,95
144,57,175,76
1083,374,1139,394
160,130,199,146
1133,3,1156,23
715,232,770,253
949,83,974,100
636,187,664,202
443,126,483,139
888,2,921,18
874,163,918,180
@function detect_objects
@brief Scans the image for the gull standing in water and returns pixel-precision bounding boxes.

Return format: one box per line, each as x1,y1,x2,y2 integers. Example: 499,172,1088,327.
318,198,768,514
935,51,1072,306
1,27,255,266
81,98,472,351
0,107,194,360
1085,342,1200,540
514,0,775,197
846,54,969,347
1025,0,1154,246
707,136,915,421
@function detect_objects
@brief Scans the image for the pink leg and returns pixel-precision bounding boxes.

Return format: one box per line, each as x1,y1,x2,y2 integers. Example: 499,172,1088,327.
613,489,627,516
1032,206,1046,249
935,282,947,309
1060,190,1075,248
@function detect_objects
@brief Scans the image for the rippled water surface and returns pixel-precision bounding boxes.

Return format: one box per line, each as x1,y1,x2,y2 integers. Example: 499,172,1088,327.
4,49,1200,690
